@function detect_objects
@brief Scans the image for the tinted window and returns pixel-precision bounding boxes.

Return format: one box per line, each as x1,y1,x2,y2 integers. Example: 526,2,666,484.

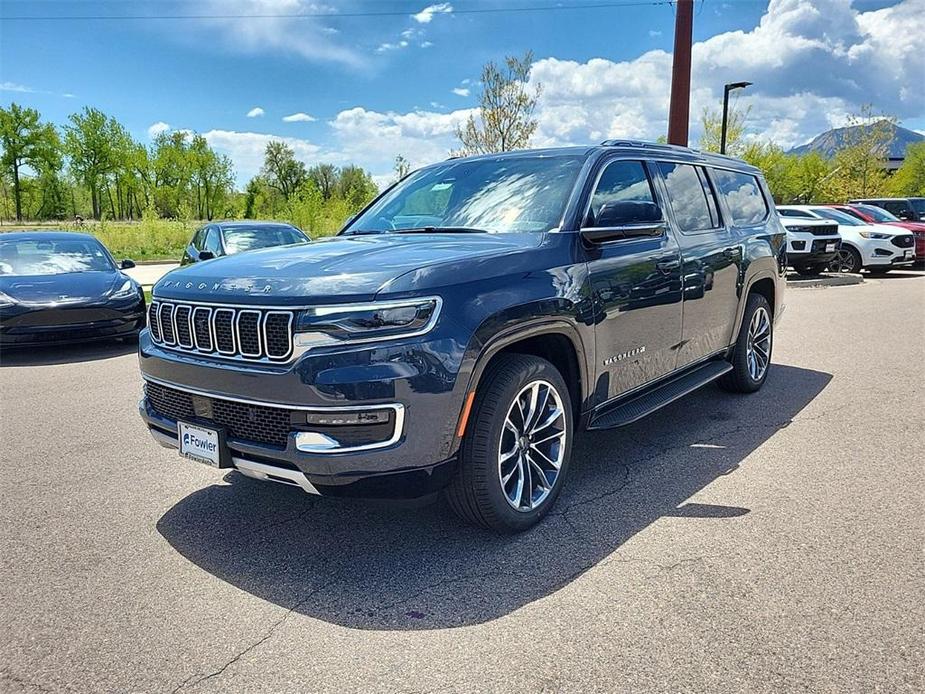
191,226,208,251
0,237,115,276
587,160,656,225
855,204,898,222
778,208,814,218
810,208,864,226
347,155,585,234
204,227,223,255
910,199,925,216
882,200,909,216
657,162,717,232
222,225,307,254
712,169,768,226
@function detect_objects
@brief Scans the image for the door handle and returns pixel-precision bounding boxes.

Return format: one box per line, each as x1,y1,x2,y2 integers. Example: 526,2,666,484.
655,259,680,274
723,247,742,260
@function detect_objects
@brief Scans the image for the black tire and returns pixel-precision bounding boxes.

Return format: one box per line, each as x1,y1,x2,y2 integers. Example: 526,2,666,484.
444,354,573,532
831,246,862,274
718,293,773,394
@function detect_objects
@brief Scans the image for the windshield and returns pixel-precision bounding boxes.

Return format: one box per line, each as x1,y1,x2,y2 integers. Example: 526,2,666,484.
0,237,115,276
855,204,899,223
344,154,586,234
810,208,864,226
222,225,307,254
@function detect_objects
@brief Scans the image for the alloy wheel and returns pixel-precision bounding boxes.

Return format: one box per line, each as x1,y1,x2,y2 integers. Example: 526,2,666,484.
498,380,567,512
746,306,772,381
831,248,858,273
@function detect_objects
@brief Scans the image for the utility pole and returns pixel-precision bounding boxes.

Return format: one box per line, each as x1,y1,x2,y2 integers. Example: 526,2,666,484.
667,0,694,147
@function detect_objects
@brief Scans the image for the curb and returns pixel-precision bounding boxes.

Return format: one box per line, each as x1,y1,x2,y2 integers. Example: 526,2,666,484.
786,273,864,289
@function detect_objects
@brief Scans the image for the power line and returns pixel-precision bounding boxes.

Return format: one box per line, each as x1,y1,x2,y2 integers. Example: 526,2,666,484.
2,1,677,21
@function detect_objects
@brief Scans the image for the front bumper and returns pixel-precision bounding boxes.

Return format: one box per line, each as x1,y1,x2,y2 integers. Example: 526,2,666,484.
787,235,841,265
858,238,916,267
0,303,146,347
137,327,469,498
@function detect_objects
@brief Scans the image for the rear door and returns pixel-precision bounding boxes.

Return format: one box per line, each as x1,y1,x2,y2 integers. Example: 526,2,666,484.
652,161,743,369
581,158,683,400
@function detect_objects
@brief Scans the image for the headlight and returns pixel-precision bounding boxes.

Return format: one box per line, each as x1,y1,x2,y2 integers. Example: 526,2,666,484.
294,297,442,348
858,231,891,239
111,279,140,299
0,289,16,308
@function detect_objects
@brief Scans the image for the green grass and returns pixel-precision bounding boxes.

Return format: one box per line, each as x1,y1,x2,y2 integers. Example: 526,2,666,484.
1,219,197,262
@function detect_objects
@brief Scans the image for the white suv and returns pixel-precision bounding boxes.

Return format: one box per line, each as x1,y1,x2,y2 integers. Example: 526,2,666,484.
777,205,916,274
777,214,841,276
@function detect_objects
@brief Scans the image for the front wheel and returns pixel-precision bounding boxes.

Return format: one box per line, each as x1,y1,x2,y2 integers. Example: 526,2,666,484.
830,247,862,274
445,354,573,532
719,293,773,394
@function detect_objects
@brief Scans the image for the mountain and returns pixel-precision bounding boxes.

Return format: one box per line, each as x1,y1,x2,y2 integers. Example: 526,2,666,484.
789,121,924,159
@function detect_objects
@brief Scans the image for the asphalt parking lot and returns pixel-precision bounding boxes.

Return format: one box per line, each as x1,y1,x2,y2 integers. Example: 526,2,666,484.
1,271,923,693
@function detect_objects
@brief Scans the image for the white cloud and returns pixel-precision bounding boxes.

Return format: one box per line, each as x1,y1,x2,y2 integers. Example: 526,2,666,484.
202,129,323,183
147,121,171,138
282,112,317,122
185,1,362,68
528,0,925,151
246,107,265,118
0,81,35,93
412,3,453,24
451,87,470,97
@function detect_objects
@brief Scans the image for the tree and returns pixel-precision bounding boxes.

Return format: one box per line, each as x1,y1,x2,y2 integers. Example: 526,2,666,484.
63,107,127,219
261,141,306,200
337,165,378,208
0,103,60,221
823,108,894,200
698,104,751,156
307,163,338,200
455,51,541,155
394,154,411,181
891,141,925,196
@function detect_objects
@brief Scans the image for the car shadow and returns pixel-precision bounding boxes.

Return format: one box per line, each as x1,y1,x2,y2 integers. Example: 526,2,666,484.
157,364,831,631
0,340,137,367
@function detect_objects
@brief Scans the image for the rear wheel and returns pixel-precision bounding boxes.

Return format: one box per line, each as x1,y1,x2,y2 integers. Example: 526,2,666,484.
719,293,773,394
445,354,573,532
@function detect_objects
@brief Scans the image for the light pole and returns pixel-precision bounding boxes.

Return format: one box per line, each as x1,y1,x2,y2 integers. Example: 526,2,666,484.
721,81,752,154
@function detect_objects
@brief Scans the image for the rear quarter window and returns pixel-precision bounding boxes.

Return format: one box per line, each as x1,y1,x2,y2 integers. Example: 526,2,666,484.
712,169,769,227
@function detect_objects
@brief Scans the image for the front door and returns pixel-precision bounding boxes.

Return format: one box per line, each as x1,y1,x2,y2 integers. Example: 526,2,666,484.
652,162,743,369
582,158,683,402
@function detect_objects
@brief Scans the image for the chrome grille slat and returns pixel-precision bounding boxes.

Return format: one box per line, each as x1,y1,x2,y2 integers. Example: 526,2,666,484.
149,301,293,362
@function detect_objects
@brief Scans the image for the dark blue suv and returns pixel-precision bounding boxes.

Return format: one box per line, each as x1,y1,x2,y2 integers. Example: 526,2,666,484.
138,141,786,531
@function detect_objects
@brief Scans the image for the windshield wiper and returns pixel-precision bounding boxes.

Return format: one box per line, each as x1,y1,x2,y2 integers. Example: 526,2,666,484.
393,226,488,234
341,229,387,236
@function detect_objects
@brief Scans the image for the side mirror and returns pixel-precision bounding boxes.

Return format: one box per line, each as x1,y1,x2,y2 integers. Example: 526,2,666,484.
898,210,913,221
198,251,215,261
120,259,136,269
596,200,663,227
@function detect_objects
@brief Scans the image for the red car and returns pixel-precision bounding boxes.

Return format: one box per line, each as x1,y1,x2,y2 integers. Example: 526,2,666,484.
827,203,925,262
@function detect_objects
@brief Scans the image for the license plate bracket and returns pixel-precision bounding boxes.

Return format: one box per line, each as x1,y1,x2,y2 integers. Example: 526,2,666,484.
825,242,836,252
178,421,232,468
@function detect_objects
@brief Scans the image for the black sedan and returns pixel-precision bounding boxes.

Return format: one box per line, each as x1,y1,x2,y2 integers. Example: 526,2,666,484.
180,221,309,265
0,232,146,348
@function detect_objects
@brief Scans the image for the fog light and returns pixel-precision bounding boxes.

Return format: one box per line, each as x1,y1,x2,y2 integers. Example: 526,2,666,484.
304,409,391,426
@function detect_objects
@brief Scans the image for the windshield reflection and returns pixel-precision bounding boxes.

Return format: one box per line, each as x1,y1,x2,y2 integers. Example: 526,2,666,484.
0,237,115,276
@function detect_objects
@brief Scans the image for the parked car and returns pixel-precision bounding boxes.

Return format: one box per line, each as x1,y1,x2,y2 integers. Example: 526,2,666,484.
828,203,925,264
777,214,840,276
849,197,925,223
777,205,915,274
0,232,146,347
138,142,785,531
180,221,309,265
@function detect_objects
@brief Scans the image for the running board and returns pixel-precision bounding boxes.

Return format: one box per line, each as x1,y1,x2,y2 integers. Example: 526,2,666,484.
588,360,732,430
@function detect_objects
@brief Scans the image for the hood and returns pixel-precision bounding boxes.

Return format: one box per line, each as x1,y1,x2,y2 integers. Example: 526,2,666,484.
153,232,546,305
0,270,126,305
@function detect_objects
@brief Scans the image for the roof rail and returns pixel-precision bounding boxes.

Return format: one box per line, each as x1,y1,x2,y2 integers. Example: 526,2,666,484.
600,139,697,152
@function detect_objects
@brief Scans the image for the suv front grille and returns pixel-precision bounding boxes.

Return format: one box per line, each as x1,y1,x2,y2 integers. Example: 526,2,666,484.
891,235,913,248
148,301,294,361
145,381,292,448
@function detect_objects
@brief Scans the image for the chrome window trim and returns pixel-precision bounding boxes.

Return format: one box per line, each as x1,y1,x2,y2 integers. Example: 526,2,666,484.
191,306,214,352
263,310,294,360
142,375,405,455
235,309,263,358
212,308,238,356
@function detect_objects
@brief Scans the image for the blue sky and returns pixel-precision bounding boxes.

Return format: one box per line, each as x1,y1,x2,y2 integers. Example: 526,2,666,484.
2,0,923,187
